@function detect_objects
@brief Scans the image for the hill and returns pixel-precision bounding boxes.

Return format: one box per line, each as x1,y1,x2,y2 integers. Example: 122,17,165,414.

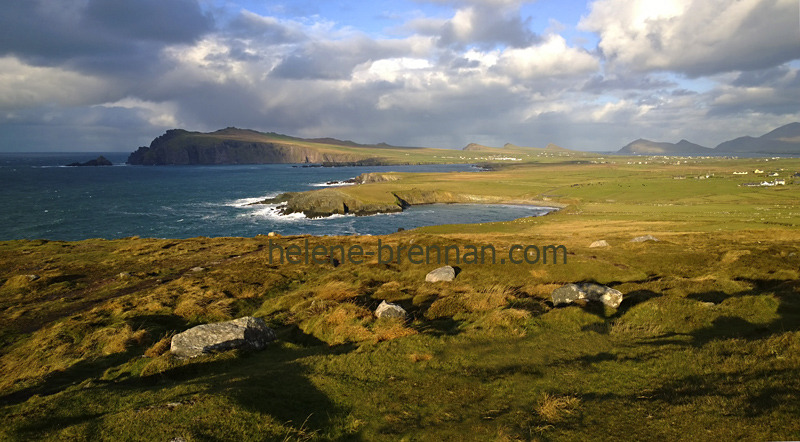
126,128,391,165
617,139,711,155
616,123,800,156
715,122,800,154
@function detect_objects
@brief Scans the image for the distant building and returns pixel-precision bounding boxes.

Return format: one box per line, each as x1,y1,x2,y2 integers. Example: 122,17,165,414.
733,171,748,175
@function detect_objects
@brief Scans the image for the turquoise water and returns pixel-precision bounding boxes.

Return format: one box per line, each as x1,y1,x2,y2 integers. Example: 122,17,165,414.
0,153,554,240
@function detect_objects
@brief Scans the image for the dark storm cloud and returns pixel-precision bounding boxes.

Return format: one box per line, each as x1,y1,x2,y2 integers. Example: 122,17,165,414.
0,0,213,72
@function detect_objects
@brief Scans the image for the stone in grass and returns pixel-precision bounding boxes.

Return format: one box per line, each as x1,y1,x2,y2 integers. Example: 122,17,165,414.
425,265,456,282
589,240,610,248
170,316,276,358
630,235,659,243
551,283,623,309
375,300,407,319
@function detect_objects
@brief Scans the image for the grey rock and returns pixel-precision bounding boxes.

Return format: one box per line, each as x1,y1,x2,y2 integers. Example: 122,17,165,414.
552,283,623,309
170,316,276,358
26,274,40,281
630,235,659,243
425,265,456,282
190,266,205,272
375,300,407,319
589,240,610,248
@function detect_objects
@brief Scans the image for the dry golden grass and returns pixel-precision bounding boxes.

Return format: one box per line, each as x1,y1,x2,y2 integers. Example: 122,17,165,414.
144,335,174,358
372,318,417,342
408,353,433,363
313,280,359,301
466,308,531,336
301,302,373,344
535,393,581,423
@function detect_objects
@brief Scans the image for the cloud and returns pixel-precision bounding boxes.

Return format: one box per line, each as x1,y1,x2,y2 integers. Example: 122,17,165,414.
0,0,798,154
708,66,800,116
0,0,213,73
493,34,599,80
0,57,111,110
408,1,538,49
580,0,800,76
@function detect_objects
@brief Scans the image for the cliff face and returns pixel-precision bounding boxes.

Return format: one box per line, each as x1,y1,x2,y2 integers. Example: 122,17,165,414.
127,128,378,165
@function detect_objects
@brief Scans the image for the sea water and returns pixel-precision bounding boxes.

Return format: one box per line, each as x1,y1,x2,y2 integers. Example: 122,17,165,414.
0,153,554,241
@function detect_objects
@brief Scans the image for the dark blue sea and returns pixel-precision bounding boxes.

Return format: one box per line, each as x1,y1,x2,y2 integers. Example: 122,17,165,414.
0,153,554,241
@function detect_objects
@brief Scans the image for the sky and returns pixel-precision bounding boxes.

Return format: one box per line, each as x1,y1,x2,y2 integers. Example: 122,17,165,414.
1,0,799,152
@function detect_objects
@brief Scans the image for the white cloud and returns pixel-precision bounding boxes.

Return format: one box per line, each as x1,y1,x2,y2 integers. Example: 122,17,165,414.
580,0,800,76
0,57,112,110
495,35,599,79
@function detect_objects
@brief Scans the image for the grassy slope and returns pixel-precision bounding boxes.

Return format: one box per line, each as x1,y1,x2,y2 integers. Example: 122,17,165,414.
1,155,799,440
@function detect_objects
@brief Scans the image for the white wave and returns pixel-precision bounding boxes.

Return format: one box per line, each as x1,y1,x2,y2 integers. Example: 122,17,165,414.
227,193,282,208
309,181,356,187
318,213,355,220
245,204,307,221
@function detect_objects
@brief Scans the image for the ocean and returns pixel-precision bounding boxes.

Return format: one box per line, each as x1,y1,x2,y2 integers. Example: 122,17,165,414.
0,153,554,241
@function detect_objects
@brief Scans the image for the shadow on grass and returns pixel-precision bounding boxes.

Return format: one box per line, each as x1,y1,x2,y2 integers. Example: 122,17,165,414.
0,314,192,407
8,327,361,440
0,348,142,407
412,318,465,336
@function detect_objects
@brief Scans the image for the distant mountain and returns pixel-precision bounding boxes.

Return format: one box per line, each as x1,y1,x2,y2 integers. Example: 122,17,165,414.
462,143,496,151
617,139,711,155
714,122,800,154
615,123,800,156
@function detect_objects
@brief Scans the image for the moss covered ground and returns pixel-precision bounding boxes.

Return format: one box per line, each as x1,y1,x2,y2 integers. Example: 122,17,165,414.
1,154,799,440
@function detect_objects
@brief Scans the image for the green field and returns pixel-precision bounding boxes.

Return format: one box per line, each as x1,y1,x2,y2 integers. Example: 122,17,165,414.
1,154,799,440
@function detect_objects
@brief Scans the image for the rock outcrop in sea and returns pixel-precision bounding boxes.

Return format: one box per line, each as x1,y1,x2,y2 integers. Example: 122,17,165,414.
66,156,112,167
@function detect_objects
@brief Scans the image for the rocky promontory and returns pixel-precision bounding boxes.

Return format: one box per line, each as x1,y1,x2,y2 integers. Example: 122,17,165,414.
252,184,562,219
127,128,386,165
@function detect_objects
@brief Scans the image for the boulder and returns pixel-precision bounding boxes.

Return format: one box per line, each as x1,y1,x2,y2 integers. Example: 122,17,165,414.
425,265,455,282
551,283,623,309
589,240,610,248
170,316,276,358
375,300,407,319
630,235,659,243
